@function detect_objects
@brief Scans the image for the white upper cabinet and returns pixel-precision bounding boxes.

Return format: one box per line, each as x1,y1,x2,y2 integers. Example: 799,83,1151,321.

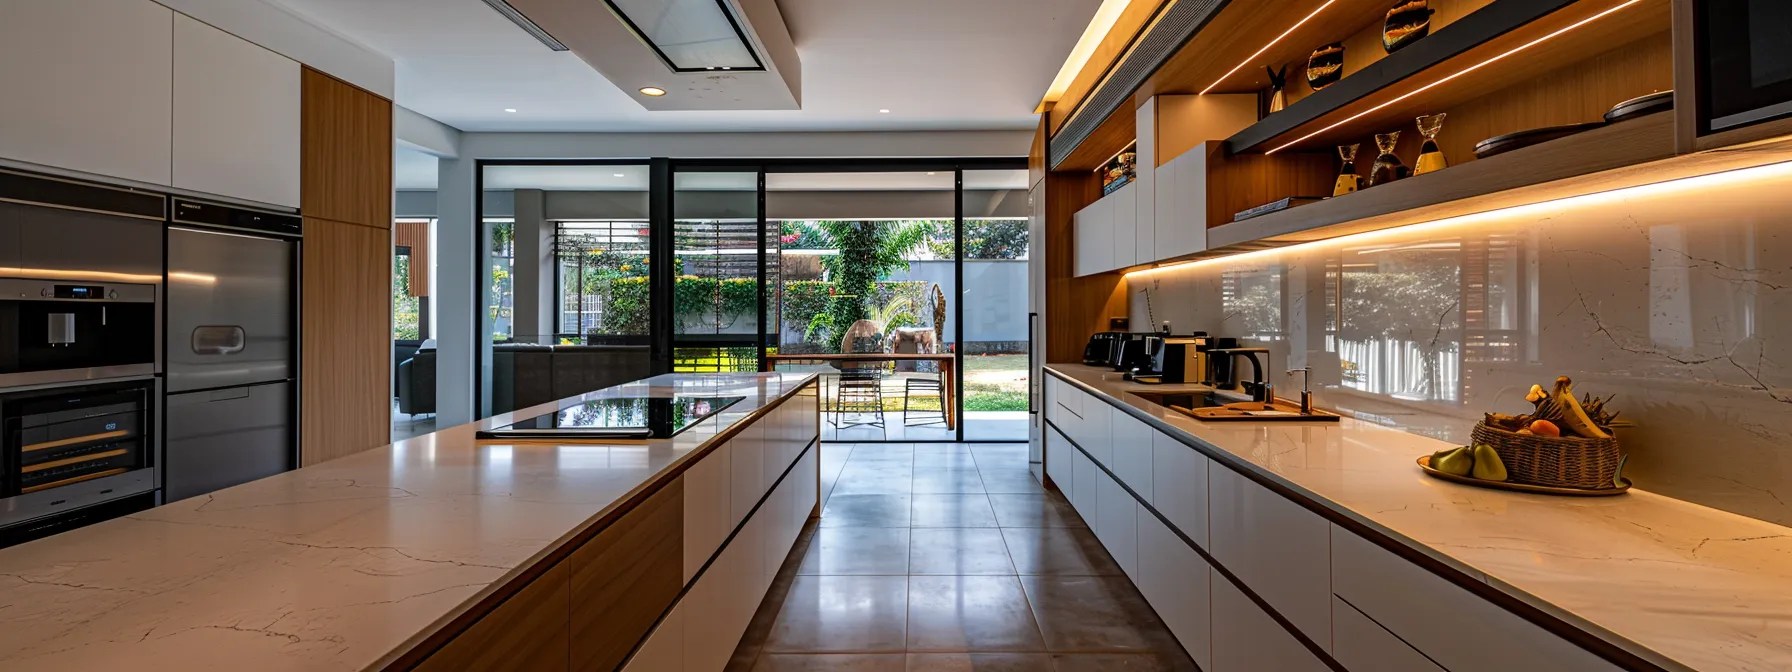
1135,100,1158,265
1111,181,1137,269
1164,149,1210,259
173,14,301,208
0,0,174,186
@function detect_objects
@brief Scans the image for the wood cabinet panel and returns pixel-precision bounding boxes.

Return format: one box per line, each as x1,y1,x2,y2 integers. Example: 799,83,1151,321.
0,0,173,186
173,13,301,207
1209,574,1329,672
1138,510,1212,670
1150,431,1210,549
1330,526,1620,672
300,217,390,465
1208,467,1331,650
1332,595,1444,672
302,67,392,228
416,561,570,672
570,479,684,672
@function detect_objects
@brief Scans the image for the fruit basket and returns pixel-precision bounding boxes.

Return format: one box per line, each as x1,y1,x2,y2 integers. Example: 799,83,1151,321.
1420,376,1631,494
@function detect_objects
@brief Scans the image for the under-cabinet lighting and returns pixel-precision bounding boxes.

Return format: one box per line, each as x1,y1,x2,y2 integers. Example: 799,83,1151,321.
1037,0,1134,113
1200,0,1337,96
1266,0,1644,154
1123,158,1792,277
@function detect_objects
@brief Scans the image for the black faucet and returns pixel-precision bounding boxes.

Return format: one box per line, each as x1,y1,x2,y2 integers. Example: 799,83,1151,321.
1209,347,1273,403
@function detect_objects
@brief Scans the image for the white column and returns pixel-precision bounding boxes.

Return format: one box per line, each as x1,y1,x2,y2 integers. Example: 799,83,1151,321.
435,155,480,426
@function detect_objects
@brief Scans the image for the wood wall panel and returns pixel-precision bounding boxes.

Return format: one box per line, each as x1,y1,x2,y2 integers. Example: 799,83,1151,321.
1204,147,1336,228
570,478,685,672
394,220,430,297
301,217,391,465
302,66,392,228
415,561,571,672
1045,170,1128,363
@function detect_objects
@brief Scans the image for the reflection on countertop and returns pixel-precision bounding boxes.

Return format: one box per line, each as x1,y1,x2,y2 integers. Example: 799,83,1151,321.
1129,163,1792,528
0,372,817,671
1049,363,1792,672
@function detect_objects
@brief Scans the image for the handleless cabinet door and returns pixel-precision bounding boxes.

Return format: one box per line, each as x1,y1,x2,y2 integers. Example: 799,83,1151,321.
1138,509,1211,670
1046,425,1074,493
1209,467,1331,650
1111,183,1138,270
173,14,301,208
622,603,684,672
1076,397,1112,466
1152,156,1177,263
1150,430,1209,549
0,0,174,186
683,443,732,582
1073,206,1094,277
1332,595,1444,672
730,425,764,527
1071,449,1098,524
1210,574,1328,672
1108,410,1152,500
1094,469,1138,578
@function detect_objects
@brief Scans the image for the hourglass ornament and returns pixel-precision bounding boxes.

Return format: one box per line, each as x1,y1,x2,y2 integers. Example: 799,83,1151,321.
1414,113,1448,175
1369,131,1409,186
1334,144,1361,197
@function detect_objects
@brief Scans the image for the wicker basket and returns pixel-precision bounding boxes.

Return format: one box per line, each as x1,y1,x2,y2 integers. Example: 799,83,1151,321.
1470,422,1621,490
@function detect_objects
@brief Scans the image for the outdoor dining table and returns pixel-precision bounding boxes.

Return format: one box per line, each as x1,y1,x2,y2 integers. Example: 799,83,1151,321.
763,353,957,429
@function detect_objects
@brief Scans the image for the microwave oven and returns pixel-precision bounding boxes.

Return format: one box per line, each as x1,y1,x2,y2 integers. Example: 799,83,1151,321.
1693,0,1792,134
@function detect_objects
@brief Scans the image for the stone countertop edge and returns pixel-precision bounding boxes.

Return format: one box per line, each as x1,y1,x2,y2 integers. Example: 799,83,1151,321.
370,372,821,670
1044,363,1792,672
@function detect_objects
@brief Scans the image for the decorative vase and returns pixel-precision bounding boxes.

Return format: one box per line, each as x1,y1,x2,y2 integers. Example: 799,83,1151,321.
1307,42,1345,91
1382,0,1433,53
1369,131,1409,186
1266,65,1288,114
1414,113,1448,175
1334,143,1362,196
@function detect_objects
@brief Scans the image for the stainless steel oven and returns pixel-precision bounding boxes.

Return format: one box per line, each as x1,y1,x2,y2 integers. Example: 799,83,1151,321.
0,378,157,529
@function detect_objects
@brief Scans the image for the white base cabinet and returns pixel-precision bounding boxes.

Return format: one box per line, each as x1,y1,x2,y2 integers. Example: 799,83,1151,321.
1331,595,1444,672
1093,469,1138,578
1211,575,1331,672
1137,509,1211,670
1209,466,1332,650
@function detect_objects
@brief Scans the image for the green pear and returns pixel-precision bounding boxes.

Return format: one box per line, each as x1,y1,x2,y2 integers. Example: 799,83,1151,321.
1471,444,1508,481
1434,447,1475,476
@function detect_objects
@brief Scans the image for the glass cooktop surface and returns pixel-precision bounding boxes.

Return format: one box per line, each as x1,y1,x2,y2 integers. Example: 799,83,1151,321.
475,396,744,441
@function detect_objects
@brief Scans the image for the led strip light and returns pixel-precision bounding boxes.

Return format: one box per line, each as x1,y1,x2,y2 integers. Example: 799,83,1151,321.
1200,0,1338,95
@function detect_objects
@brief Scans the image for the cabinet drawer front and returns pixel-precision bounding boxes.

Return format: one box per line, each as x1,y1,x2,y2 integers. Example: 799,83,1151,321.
1071,450,1099,524
1108,410,1153,500
1331,527,1620,672
1137,510,1211,670
729,426,764,526
1149,431,1209,549
1210,572,1330,672
622,603,684,671
1046,425,1074,492
1333,595,1443,672
1209,467,1331,650
683,444,732,582
1075,399,1112,466
1094,469,1138,578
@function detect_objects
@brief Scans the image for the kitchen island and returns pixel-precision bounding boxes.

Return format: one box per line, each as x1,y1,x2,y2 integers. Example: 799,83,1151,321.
1043,363,1792,672
0,372,820,671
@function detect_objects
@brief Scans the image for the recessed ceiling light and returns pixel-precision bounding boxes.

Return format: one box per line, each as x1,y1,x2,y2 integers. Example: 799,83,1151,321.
879,109,891,114
504,108,517,113
640,86,667,97
614,173,626,178
927,172,937,176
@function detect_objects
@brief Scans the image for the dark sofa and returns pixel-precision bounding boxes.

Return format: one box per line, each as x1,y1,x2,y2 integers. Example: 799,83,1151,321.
397,344,652,416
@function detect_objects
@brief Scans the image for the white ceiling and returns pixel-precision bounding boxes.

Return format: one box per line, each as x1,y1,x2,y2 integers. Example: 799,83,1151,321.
271,0,1099,132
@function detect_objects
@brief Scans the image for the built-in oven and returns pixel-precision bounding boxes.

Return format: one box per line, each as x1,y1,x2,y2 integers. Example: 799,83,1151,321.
0,278,158,388
1693,0,1792,134
0,378,157,531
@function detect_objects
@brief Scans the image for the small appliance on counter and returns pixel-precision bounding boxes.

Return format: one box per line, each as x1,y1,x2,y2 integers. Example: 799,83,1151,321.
477,396,744,442
1132,333,1210,385
1114,335,1160,375
1082,332,1127,366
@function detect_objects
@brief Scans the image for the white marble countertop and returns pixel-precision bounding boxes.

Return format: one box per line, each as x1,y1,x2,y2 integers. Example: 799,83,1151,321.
0,372,817,671
1046,363,1792,672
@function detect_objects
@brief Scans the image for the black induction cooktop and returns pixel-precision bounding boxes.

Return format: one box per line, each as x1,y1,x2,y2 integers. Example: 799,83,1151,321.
475,396,744,441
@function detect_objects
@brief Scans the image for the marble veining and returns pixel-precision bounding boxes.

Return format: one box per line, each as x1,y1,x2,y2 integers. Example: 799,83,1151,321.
1049,364,1792,672
0,372,816,671
1129,168,1792,528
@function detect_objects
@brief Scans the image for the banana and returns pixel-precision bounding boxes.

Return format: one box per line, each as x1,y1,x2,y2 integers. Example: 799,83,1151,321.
1551,376,1609,439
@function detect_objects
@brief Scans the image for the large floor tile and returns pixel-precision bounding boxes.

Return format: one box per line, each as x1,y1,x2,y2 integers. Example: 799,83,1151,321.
914,467,987,494
1047,653,1198,671
914,443,974,456
978,470,1045,494
799,527,911,575
820,494,914,528
906,576,1046,652
833,473,914,495
999,527,1121,576
914,452,981,470
751,653,907,671
911,494,1000,528
1018,576,1181,653
905,652,1054,671
987,494,1087,528
765,575,910,653
909,528,1016,575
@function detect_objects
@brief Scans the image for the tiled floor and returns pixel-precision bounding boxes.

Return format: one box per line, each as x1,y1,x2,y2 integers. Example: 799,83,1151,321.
727,442,1196,672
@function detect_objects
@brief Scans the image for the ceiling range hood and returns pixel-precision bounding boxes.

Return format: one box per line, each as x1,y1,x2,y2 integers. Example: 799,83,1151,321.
506,0,801,111
605,0,766,73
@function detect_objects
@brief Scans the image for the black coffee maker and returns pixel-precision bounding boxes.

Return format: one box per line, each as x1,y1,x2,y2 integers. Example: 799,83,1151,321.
1082,332,1127,366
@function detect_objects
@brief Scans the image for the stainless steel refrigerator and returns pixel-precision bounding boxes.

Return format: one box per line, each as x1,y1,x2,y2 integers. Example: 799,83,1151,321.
162,200,300,502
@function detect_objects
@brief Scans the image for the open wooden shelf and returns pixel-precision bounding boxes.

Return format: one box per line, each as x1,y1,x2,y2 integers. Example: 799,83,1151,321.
1224,0,1669,155
1200,111,1676,253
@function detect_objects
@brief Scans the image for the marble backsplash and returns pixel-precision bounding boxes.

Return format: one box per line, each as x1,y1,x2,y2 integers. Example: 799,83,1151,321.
1129,162,1792,526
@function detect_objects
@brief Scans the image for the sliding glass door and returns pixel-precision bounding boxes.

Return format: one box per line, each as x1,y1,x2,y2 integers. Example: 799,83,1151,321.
959,169,1033,441
671,168,766,373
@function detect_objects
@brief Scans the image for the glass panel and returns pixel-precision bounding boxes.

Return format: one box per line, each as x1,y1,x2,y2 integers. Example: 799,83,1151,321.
479,163,650,419
674,347,761,373
393,251,419,340
767,170,957,442
609,0,759,70
961,169,1031,441
673,170,761,370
